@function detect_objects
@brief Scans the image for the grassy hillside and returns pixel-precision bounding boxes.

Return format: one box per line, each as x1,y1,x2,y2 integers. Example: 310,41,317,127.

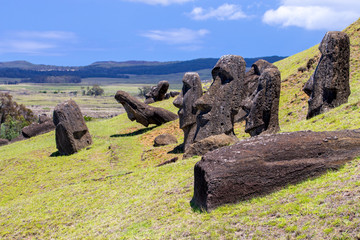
1,19,360,239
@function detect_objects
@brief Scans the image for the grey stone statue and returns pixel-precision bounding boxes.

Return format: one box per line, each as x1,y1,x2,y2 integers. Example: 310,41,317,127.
303,31,350,119
173,72,203,151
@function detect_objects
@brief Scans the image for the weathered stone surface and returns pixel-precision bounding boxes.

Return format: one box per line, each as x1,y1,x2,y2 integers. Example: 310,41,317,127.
183,134,237,159
22,121,55,138
144,98,155,104
170,91,180,98
173,72,203,151
145,80,170,102
39,114,51,124
53,100,92,155
235,60,276,123
115,90,178,127
0,138,9,146
191,130,360,211
154,134,178,147
243,60,281,136
194,55,246,142
303,31,350,119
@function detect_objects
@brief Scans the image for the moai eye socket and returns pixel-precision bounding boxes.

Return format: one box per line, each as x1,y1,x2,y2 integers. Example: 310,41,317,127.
183,81,192,95
217,71,234,85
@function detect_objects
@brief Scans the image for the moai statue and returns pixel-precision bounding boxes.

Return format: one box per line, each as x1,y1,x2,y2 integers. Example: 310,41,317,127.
53,100,92,155
173,72,203,151
303,31,350,119
145,80,170,104
242,60,281,136
115,90,178,127
193,55,246,142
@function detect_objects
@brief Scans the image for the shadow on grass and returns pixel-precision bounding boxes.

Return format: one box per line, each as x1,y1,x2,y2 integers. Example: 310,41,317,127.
167,143,184,154
110,126,157,138
190,198,206,213
50,151,61,157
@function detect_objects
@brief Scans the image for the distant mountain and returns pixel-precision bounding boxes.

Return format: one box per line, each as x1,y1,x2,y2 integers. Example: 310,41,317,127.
0,56,286,83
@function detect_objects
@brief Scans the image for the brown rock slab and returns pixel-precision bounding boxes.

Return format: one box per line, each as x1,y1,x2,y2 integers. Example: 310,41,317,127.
22,121,55,138
53,100,92,155
183,134,237,159
303,31,350,119
154,134,178,147
192,130,360,211
115,90,178,127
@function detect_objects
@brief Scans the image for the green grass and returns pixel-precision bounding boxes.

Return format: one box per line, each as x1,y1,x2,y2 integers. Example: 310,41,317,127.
1,18,360,239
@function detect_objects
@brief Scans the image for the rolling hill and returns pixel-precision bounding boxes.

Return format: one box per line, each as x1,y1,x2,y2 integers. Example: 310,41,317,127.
0,18,359,239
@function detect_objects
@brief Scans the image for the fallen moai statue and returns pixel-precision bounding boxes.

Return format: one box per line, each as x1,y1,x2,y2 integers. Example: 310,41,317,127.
303,31,350,119
22,115,55,138
191,129,360,211
145,80,170,104
115,90,178,127
173,72,203,151
53,100,92,155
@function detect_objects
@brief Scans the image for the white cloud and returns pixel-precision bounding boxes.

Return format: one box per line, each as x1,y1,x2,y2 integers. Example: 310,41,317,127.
141,28,209,45
15,31,77,40
189,4,247,20
263,0,360,30
0,31,77,55
127,0,192,5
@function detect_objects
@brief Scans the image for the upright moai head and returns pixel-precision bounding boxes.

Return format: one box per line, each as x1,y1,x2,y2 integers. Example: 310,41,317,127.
303,31,350,119
173,72,203,150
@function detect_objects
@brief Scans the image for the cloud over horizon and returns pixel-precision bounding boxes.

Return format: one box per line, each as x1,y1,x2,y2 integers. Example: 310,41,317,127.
0,31,77,55
263,0,360,30
189,4,247,21
141,28,209,45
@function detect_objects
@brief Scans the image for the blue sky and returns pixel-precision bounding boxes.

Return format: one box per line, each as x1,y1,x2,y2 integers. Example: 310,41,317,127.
0,0,359,66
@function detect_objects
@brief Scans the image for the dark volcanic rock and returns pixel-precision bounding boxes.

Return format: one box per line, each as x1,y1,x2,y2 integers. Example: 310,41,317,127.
154,134,178,147
191,130,360,211
194,55,246,142
235,59,277,123
243,60,281,136
303,31,350,119
53,100,92,155
145,80,170,102
115,90,178,127
173,72,203,151
0,138,9,146
144,98,155,104
38,114,52,124
170,91,180,98
183,134,237,159
22,121,55,138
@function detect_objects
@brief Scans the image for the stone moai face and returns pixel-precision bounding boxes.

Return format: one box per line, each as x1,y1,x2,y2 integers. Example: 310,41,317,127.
193,55,246,142
173,72,203,150
243,60,281,136
303,31,350,119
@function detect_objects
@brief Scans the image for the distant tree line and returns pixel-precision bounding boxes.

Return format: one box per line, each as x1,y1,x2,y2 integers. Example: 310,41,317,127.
0,56,285,81
22,76,81,83
0,68,130,82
